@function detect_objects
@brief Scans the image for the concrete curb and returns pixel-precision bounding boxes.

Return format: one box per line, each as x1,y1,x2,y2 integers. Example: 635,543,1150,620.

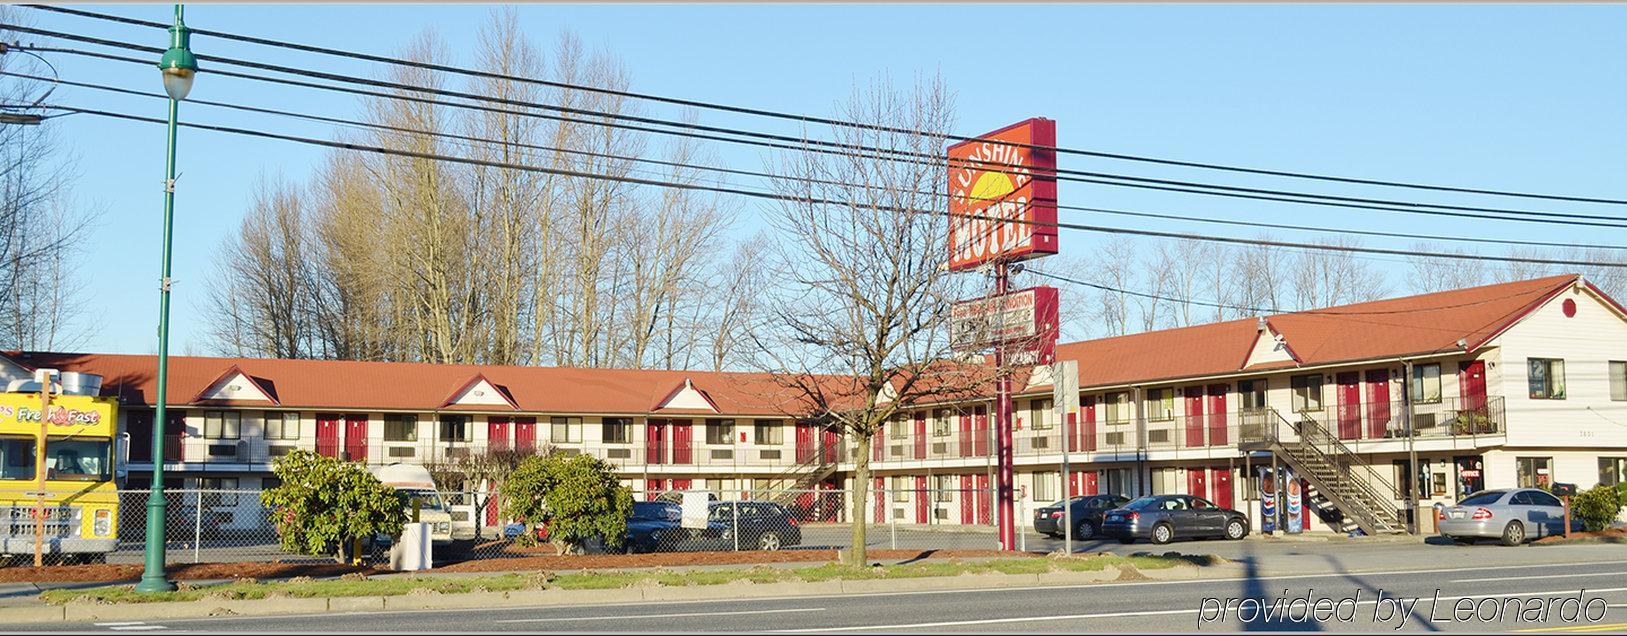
2,563,1237,624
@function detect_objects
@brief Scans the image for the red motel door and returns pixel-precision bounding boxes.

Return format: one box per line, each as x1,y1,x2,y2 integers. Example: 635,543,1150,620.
1364,370,1391,439
913,413,927,460
1081,397,1097,452
1336,372,1361,440
822,427,839,463
1211,468,1233,509
671,420,693,464
645,478,665,501
876,477,887,523
974,474,991,524
487,417,511,451
645,420,666,464
872,423,884,462
960,475,975,524
973,406,989,456
1206,385,1228,446
316,415,340,458
671,478,692,491
1184,388,1206,447
1187,468,1207,498
1083,471,1099,496
514,417,536,452
343,415,368,462
1460,361,1487,413
795,423,815,463
958,414,974,457
914,476,928,523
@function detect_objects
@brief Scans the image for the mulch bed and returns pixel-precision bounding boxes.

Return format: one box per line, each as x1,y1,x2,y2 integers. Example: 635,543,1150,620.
1532,527,1627,545
0,562,378,584
434,549,1031,573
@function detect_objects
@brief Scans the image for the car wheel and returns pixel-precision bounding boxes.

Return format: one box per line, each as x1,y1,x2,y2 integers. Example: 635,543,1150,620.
1500,521,1525,547
1225,519,1247,540
1151,523,1174,545
758,532,783,551
1074,521,1096,541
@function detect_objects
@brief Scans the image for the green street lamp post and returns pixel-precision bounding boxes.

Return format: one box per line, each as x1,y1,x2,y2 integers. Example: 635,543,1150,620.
137,3,197,594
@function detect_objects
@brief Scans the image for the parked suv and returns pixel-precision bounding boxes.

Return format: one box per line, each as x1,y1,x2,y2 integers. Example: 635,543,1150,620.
1100,495,1249,545
1034,494,1131,540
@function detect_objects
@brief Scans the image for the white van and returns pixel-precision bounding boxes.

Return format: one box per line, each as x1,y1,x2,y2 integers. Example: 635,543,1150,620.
369,463,454,545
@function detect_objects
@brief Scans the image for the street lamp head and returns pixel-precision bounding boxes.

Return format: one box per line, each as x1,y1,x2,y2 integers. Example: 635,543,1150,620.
157,5,198,101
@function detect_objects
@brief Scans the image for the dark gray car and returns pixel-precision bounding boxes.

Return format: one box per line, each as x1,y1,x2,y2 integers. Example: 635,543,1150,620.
1034,494,1131,540
1099,495,1249,545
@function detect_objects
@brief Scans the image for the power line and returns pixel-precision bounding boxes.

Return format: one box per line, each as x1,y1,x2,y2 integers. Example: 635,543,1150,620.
9,27,1627,231
17,68,1627,254
27,2,1627,208
39,101,1627,272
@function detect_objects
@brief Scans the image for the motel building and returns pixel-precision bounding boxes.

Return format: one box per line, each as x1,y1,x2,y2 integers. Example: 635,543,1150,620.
3,273,1626,537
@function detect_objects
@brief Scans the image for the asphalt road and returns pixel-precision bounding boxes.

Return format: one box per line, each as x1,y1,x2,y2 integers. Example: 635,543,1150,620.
27,541,1627,633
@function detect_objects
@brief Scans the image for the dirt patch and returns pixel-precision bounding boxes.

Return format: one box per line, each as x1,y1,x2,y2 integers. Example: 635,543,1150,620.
435,549,1031,573
0,561,378,584
1533,527,1627,545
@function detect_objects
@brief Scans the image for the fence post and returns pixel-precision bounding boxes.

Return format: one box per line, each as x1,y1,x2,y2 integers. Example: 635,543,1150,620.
732,498,739,552
193,489,202,564
890,513,897,550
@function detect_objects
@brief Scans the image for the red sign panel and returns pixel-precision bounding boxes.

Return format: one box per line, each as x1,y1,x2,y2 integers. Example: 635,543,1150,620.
950,286,1059,365
946,118,1058,271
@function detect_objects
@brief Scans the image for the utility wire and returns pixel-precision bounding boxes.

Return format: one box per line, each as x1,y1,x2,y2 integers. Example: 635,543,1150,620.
39,101,1627,271
9,27,1627,230
17,68,1627,253
27,2,1627,208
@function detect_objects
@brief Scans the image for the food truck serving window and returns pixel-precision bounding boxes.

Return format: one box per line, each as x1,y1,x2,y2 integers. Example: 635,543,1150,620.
0,436,112,481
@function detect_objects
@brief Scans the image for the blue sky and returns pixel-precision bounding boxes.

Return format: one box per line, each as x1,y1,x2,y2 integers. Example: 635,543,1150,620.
22,3,1627,354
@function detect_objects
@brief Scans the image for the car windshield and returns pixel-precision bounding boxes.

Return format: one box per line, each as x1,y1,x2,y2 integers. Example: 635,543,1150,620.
0,436,112,482
1458,491,1507,506
1122,497,1162,511
404,490,446,512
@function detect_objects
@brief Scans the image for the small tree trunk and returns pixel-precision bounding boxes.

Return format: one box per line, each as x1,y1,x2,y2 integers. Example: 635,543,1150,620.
336,536,350,564
847,433,871,566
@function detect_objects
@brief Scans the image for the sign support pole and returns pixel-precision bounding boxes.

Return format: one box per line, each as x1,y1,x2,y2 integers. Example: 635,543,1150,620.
995,262,1015,551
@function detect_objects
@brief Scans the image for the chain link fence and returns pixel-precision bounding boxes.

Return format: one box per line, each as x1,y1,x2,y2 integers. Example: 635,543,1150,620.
18,486,1064,568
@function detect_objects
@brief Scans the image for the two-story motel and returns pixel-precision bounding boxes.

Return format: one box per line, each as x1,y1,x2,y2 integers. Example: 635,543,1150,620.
3,274,1625,534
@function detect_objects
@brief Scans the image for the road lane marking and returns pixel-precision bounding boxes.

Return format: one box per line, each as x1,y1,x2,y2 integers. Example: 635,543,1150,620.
777,587,1627,632
95,624,147,627
1516,622,1627,633
1455,572,1627,584
497,607,824,624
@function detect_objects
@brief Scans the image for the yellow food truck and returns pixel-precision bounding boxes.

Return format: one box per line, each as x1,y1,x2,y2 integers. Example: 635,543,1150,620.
0,388,120,561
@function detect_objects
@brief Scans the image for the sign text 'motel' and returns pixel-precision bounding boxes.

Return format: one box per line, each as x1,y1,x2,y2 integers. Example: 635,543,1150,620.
946,118,1058,272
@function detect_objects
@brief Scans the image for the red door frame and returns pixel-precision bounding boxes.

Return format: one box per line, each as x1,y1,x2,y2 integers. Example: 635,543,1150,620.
1364,370,1391,439
960,475,975,524
1083,471,1099,496
513,417,536,453
343,414,368,462
912,412,927,460
974,474,991,524
822,427,839,464
1187,467,1207,498
973,406,989,456
487,416,511,452
1206,384,1228,446
1336,372,1362,440
958,413,974,457
1460,360,1488,413
795,423,816,463
914,475,928,523
1081,396,1097,452
671,420,693,465
1212,468,1233,510
645,420,667,465
1184,388,1206,447
316,414,340,458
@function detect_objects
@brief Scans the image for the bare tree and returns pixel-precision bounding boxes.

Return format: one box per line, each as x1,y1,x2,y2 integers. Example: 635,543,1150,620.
202,176,316,358
756,75,991,566
1234,237,1286,314
1405,243,1487,294
1287,238,1389,309
1091,239,1136,336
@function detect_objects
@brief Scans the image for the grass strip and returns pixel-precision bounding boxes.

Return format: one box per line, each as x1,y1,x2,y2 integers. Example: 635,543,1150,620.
40,553,1217,605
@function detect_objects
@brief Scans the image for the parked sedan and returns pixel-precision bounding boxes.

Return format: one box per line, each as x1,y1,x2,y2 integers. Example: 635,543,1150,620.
701,501,802,551
1438,488,1574,546
1099,495,1249,545
1034,494,1131,540
624,501,682,553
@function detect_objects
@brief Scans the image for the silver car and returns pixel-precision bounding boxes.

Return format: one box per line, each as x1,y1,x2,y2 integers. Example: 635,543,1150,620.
1438,488,1568,546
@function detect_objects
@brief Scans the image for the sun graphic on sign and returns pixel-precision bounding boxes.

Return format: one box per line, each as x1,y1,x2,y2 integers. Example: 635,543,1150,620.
968,170,1015,209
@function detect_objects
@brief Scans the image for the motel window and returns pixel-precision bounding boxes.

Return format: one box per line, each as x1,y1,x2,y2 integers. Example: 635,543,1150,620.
1516,457,1553,489
1238,380,1266,411
263,412,300,441
705,419,735,445
602,418,632,444
1030,399,1053,430
1102,469,1128,497
384,414,418,442
203,411,241,440
935,475,954,502
1104,392,1130,425
438,415,472,443
754,420,783,445
1600,457,1627,487
932,409,951,437
1290,375,1324,413
1528,359,1567,400
891,414,911,439
551,417,582,443
892,476,910,502
200,477,240,507
1150,468,1179,495
1410,364,1441,404
1032,472,1057,502
1145,389,1174,421
1611,362,1627,402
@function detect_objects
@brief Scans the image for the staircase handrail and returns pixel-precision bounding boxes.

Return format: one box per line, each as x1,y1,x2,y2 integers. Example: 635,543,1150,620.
1271,409,1401,529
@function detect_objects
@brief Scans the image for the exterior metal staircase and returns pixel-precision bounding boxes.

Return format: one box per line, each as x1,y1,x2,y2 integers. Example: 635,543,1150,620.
762,437,842,510
1239,409,1407,535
